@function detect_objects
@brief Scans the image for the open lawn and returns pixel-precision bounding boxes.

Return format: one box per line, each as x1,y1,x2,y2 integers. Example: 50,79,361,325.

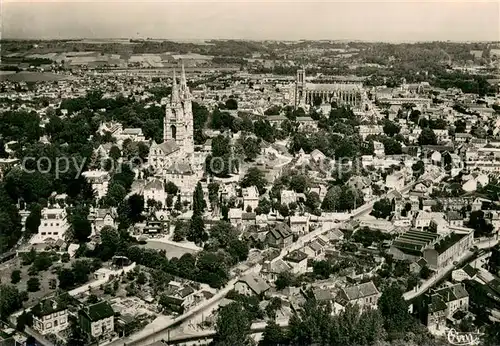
0,257,59,306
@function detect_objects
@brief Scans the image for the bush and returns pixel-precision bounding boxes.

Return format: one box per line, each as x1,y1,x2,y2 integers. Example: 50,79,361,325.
27,277,40,292
11,270,21,284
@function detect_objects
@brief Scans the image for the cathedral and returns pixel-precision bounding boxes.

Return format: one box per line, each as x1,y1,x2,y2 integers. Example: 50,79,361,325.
148,65,198,199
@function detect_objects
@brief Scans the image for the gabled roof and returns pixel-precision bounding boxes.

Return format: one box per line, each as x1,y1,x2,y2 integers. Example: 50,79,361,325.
156,140,179,155
238,274,270,295
144,178,164,191
342,281,380,301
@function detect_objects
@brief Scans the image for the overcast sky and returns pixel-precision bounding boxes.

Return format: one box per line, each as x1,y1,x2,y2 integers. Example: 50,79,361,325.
2,0,499,42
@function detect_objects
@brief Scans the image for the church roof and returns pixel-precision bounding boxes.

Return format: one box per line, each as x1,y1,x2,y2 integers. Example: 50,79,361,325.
171,69,181,105
157,140,180,155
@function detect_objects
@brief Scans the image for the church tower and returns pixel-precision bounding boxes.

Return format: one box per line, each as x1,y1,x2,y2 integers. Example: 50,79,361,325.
163,65,194,160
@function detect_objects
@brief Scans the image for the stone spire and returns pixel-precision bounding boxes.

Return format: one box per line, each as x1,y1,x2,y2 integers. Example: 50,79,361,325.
180,62,190,99
171,69,180,105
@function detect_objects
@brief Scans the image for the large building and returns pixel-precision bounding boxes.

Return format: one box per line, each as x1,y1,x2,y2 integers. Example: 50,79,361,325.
30,207,69,244
148,64,198,199
292,69,363,110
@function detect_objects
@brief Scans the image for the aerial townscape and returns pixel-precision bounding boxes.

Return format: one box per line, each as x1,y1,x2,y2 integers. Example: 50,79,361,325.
0,2,500,346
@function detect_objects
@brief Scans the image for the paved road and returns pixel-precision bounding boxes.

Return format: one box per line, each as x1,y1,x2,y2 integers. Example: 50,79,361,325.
106,182,416,346
403,237,499,301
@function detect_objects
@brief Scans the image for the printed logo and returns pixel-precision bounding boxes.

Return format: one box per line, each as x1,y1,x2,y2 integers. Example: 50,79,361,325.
447,328,483,345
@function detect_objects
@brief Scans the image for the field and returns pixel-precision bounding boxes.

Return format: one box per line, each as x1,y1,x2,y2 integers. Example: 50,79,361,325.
1,72,76,82
140,239,200,259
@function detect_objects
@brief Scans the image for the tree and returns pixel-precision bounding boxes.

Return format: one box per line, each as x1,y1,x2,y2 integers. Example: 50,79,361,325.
275,272,293,290
378,284,413,338
260,319,285,346
256,198,271,215
225,98,238,110
412,160,425,178
289,174,309,193
0,284,23,320
371,198,393,219
383,120,400,137
11,270,21,284
192,181,206,216
213,302,251,346
418,128,437,146
27,277,40,292
127,194,145,223
24,203,42,235
208,182,220,209
71,212,92,243
109,145,121,161
165,181,179,195
382,137,403,155
188,214,207,245
420,265,432,279
278,204,289,217
241,167,267,195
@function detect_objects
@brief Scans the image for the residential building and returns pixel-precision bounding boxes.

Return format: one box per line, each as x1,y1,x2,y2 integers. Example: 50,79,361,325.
337,281,381,310
32,299,69,335
235,274,270,296
31,207,69,244
87,208,117,235
79,301,115,339
143,178,166,205
265,223,293,249
242,186,259,212
82,171,110,199
284,250,308,275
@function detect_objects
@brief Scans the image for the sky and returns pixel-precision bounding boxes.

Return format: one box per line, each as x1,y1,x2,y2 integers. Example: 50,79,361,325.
2,0,499,42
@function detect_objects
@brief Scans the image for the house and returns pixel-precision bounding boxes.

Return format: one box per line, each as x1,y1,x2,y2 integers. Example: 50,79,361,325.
228,208,243,227
160,285,196,313
242,186,259,212
87,208,117,235
265,223,293,249
32,298,69,335
424,284,469,330
447,211,464,227
82,171,110,199
79,301,115,339
31,207,69,244
261,259,293,282
281,190,297,206
115,128,145,143
284,250,308,275
143,178,166,206
235,274,270,296
452,264,478,282
97,121,123,137
385,172,405,191
310,149,327,163
410,257,428,274
289,216,309,235
303,240,324,258
337,281,381,310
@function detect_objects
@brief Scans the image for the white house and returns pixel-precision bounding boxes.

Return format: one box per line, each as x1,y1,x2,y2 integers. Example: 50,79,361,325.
143,178,166,206
31,207,69,244
385,172,405,191
82,171,110,199
32,299,69,335
242,186,259,212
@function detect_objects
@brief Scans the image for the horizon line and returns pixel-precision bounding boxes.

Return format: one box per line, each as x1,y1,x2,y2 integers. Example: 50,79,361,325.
2,37,500,44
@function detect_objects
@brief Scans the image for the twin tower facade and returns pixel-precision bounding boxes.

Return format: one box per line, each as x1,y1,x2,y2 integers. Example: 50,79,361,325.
163,64,194,158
